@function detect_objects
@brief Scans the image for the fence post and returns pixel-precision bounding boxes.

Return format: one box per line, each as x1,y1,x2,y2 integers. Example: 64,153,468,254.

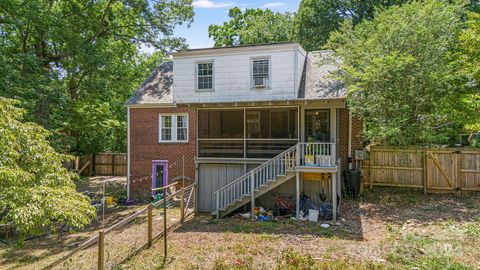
92,154,96,176
163,186,167,260
193,185,197,216
147,204,153,247
111,153,115,176
369,148,374,190
455,150,462,193
423,149,428,194
180,188,185,222
250,171,255,220
98,230,105,270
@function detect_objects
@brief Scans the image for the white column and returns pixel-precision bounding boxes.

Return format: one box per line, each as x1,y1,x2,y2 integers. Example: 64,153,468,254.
250,171,255,220
296,172,300,218
330,108,337,143
332,172,337,222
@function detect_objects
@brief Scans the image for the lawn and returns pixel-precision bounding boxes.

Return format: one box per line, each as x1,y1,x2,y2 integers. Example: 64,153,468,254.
118,188,480,270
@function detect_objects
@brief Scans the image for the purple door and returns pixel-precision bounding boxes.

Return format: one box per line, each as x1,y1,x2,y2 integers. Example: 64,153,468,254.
152,160,168,196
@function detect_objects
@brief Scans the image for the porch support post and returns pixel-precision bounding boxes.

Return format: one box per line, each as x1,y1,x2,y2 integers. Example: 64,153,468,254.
295,172,300,218
250,171,255,220
332,172,337,222
295,144,301,167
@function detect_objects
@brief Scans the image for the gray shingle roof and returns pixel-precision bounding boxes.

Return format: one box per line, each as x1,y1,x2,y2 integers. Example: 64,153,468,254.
126,61,173,105
297,51,346,99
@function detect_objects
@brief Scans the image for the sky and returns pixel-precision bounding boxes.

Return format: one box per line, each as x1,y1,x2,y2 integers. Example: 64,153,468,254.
143,0,301,53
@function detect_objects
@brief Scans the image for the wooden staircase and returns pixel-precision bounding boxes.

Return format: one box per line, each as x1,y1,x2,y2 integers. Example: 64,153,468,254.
214,171,296,218
213,145,298,218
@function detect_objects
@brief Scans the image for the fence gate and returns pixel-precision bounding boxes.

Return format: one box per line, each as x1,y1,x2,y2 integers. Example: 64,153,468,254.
368,147,480,193
426,150,458,191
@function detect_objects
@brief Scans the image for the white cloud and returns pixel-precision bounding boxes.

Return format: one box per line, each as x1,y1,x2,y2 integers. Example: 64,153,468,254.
262,2,285,8
192,0,234,8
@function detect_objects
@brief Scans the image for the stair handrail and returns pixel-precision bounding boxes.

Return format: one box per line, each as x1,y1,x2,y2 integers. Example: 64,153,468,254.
213,144,298,215
215,144,298,195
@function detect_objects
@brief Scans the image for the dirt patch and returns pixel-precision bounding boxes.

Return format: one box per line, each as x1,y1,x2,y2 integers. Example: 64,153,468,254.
119,188,480,270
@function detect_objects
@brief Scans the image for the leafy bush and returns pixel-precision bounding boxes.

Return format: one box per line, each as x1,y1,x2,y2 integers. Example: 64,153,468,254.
0,97,95,244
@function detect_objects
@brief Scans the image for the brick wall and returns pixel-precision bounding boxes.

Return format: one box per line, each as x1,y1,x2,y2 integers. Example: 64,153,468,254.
339,108,363,171
129,107,196,199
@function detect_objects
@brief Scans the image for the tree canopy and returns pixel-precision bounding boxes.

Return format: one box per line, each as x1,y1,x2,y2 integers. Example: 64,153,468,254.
0,97,95,243
327,0,478,146
459,12,480,132
208,7,295,47
0,0,194,154
294,0,408,51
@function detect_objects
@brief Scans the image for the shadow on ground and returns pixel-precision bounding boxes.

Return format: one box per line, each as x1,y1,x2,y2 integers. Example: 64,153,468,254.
175,188,480,242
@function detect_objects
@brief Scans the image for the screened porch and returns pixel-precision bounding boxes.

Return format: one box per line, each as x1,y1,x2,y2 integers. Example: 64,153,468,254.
197,107,299,159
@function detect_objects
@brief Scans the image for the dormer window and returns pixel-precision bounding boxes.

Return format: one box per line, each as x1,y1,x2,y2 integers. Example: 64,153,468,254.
196,61,214,91
251,58,270,89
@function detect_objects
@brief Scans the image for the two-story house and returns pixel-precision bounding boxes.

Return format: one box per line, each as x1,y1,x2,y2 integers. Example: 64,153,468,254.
126,42,363,219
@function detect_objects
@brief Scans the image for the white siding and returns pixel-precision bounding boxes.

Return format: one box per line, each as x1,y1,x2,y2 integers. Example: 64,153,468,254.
173,47,306,104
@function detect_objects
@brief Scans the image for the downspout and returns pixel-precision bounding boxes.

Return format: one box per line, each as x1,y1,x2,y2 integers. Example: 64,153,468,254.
348,109,353,170
127,107,131,200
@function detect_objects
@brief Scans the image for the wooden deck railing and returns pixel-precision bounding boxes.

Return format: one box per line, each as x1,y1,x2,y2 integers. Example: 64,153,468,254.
297,142,337,167
214,145,298,218
213,142,338,218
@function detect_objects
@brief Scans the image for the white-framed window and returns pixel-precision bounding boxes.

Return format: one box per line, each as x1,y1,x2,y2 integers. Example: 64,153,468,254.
159,114,189,143
251,57,270,89
196,61,214,91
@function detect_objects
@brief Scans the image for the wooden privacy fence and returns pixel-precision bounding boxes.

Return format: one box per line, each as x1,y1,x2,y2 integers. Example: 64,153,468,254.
67,153,127,176
365,147,480,193
46,182,196,270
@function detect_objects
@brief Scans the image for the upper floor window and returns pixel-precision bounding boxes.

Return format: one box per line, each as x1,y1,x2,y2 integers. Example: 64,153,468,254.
196,61,213,91
251,58,270,89
159,114,189,143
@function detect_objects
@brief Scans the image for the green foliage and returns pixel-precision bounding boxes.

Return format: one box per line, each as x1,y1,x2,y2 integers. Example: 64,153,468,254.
0,0,193,154
327,0,477,146
294,0,408,51
0,97,95,244
208,7,294,47
458,12,480,133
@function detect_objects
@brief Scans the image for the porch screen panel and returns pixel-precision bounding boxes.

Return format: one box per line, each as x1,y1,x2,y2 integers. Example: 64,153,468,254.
198,109,244,158
245,108,298,159
246,108,298,139
198,110,244,139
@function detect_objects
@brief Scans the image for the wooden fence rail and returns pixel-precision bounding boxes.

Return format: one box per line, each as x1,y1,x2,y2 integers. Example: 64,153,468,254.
362,147,480,193
66,153,127,176
46,182,196,270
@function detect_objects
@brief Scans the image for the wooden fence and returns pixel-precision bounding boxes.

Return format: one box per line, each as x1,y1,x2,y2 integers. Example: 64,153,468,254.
67,153,127,176
46,182,196,270
362,147,480,193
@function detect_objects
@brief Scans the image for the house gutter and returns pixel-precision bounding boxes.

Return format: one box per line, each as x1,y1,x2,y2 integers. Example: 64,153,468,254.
127,107,131,200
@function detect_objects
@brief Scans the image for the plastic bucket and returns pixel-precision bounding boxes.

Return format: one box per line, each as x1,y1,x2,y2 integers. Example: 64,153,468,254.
308,209,319,222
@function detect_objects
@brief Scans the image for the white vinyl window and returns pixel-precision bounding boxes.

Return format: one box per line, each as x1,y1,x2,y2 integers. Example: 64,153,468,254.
251,58,270,89
196,61,214,91
159,114,188,143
